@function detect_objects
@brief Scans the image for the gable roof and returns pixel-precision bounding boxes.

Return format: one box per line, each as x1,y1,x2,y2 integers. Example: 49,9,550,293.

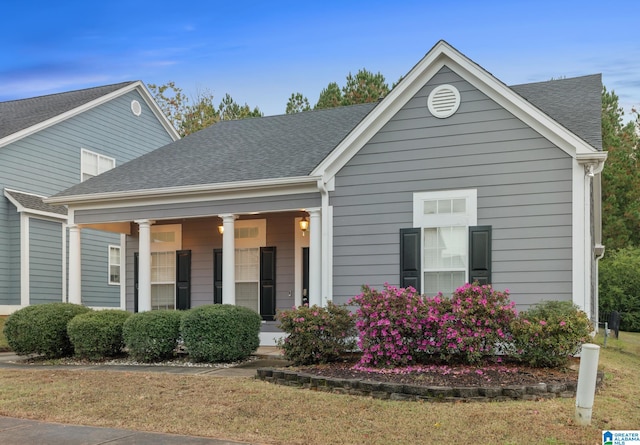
47,41,603,205
0,81,179,148
4,189,68,219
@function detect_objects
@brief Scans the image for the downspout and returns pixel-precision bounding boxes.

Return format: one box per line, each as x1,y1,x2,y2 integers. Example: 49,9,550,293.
318,178,331,306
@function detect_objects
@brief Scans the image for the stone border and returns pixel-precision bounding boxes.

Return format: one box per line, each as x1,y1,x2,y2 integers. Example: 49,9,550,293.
256,368,604,402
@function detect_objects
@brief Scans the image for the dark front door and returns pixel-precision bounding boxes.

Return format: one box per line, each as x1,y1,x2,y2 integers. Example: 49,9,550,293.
302,247,309,306
176,250,191,310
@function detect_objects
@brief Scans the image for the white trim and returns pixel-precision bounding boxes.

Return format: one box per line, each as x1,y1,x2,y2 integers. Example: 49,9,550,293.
20,213,29,306
572,162,587,314
62,222,67,302
4,188,68,221
45,175,320,207
108,245,121,285
0,305,24,315
312,40,600,183
119,234,127,310
0,81,179,150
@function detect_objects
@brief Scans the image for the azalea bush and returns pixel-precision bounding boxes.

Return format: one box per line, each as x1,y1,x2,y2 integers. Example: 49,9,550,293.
276,302,356,365
510,300,592,367
436,283,517,364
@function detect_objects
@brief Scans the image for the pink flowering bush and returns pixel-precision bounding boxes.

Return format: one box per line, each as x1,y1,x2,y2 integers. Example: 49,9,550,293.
509,300,592,367
276,302,356,365
436,283,517,364
349,283,517,368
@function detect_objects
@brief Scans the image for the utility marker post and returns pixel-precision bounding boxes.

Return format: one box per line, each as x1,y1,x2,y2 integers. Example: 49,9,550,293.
575,343,600,426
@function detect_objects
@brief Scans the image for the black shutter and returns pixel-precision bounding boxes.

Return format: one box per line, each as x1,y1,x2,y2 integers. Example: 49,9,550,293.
400,228,421,290
260,246,276,321
469,225,492,285
213,249,223,304
133,252,139,313
176,250,191,310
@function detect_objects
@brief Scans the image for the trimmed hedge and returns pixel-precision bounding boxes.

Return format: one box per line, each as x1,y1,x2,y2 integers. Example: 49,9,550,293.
3,303,92,358
68,310,131,360
122,310,183,362
181,304,261,362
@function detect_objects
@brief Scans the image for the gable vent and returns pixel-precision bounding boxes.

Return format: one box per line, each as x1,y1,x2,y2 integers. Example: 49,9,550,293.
427,85,460,118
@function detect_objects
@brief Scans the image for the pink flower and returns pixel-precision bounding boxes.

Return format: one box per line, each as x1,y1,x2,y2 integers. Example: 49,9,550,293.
539,320,547,326
559,321,566,326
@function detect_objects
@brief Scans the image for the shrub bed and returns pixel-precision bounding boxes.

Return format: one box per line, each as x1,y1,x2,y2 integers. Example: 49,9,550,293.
122,310,183,362
3,303,92,358
276,302,357,365
68,310,131,360
181,305,261,362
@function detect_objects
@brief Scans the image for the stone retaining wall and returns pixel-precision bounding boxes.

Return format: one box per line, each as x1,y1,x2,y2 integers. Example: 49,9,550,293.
256,368,604,402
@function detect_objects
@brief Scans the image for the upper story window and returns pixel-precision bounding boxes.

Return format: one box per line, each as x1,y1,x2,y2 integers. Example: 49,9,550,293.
81,148,115,182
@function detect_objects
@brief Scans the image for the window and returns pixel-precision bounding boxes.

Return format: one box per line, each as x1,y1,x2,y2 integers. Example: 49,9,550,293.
150,224,181,310
108,245,121,285
234,220,266,313
81,149,115,182
413,190,477,296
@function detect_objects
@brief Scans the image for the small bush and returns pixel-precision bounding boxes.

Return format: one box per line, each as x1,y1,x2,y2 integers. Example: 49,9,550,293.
68,310,131,360
181,305,261,362
276,302,357,365
3,303,92,358
510,300,592,367
122,310,183,362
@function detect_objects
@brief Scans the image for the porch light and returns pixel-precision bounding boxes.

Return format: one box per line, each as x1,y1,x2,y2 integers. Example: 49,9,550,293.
217,224,224,235
299,217,309,236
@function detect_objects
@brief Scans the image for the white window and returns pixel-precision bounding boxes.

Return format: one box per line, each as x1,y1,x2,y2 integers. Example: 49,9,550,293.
108,245,121,285
81,148,115,182
413,190,477,296
233,220,266,313
150,224,181,310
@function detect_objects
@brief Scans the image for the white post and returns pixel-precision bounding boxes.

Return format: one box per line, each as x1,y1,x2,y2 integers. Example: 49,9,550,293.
68,224,82,305
136,219,153,312
575,343,601,426
308,208,322,307
221,214,236,305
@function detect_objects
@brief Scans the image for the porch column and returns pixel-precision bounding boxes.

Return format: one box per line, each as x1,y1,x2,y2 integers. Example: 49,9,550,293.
135,219,153,312
221,214,236,305
308,208,322,307
68,224,82,305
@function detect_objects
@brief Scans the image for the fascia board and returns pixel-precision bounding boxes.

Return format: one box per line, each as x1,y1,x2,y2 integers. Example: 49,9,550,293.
314,40,601,183
45,176,321,208
0,81,168,149
135,82,181,141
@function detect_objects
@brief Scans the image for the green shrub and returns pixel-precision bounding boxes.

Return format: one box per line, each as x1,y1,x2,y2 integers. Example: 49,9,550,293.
67,310,131,360
599,247,640,332
509,300,592,367
276,302,357,365
3,303,92,358
181,305,261,362
122,310,183,362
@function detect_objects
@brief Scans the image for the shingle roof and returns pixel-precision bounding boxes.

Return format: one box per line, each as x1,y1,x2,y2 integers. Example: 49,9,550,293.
0,81,136,140
52,102,377,197
511,74,602,150
50,73,603,200
4,189,68,215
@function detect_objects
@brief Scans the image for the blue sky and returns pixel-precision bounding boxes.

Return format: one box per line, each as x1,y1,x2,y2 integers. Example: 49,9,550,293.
2,0,638,119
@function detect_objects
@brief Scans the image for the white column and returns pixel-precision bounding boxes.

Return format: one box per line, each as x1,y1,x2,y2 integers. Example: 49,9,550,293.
308,208,322,307
136,219,153,312
68,224,82,305
221,214,236,305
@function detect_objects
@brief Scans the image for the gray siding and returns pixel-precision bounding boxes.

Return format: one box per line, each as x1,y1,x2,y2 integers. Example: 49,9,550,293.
0,88,174,308
80,228,120,307
29,218,63,304
331,66,573,310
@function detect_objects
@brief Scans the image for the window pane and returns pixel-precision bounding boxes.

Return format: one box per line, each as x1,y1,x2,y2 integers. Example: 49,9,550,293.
151,284,175,310
424,226,466,268
424,271,466,296
98,156,114,174
423,200,437,215
235,248,259,281
452,198,466,213
438,199,452,214
236,282,259,313
109,265,120,284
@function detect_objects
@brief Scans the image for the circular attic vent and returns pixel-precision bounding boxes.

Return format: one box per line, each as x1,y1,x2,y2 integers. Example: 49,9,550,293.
131,100,142,116
427,84,460,118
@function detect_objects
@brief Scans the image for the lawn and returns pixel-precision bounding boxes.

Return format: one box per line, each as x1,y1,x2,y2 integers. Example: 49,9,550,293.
0,331,638,444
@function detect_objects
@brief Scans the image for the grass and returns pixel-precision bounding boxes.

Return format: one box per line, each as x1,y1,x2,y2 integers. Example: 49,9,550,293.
0,331,638,444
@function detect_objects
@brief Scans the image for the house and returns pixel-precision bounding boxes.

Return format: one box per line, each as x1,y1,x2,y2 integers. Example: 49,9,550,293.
46,41,606,345
0,82,179,314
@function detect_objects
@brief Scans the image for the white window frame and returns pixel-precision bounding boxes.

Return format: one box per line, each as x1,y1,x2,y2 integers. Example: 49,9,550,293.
108,245,121,285
413,189,477,295
150,224,182,310
233,219,266,314
81,148,115,182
